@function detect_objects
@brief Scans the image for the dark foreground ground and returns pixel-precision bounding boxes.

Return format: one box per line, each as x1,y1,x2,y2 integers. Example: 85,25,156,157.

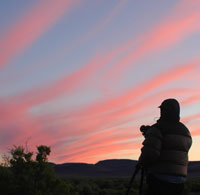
51,159,200,194
64,177,200,195
1,159,199,194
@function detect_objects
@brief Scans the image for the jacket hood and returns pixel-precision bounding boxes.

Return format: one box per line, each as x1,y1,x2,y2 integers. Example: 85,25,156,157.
158,99,180,123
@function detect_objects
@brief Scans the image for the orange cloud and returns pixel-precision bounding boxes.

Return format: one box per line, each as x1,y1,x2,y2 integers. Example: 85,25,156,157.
0,0,79,68
191,129,200,137
51,126,141,157
54,140,141,163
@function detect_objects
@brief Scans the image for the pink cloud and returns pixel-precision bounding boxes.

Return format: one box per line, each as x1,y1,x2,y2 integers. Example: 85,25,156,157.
54,141,141,163
182,113,200,124
104,1,200,83
0,0,80,68
72,60,199,118
0,42,140,127
181,94,200,106
1,0,200,164
51,126,141,157
0,53,120,148
0,85,197,163
0,57,198,163
63,0,128,53
0,0,129,89
20,62,196,151
0,53,103,122
38,88,192,162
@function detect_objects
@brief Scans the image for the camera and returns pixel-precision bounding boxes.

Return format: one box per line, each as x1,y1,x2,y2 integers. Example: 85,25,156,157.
140,125,151,136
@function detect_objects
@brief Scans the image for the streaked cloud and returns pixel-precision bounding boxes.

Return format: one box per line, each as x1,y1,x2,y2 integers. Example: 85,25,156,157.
0,0,199,163
104,1,200,83
0,0,80,68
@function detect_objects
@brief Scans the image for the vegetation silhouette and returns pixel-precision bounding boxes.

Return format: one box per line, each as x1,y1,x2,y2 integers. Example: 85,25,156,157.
0,145,71,195
0,145,200,194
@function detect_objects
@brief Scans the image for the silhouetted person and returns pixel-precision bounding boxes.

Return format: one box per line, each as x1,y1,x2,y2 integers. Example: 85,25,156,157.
138,98,192,195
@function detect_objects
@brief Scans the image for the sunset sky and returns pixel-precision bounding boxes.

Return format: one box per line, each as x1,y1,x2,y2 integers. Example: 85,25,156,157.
0,0,200,164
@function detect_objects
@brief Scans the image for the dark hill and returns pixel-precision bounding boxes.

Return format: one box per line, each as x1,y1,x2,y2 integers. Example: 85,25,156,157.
188,161,200,178
53,159,137,178
52,159,200,178
96,159,137,176
54,162,108,178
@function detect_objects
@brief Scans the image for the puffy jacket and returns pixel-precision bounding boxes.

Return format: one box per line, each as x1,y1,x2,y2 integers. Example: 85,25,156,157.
139,121,192,177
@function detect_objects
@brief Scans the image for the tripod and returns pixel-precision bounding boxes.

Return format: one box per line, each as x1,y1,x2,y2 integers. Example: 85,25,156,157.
126,165,145,195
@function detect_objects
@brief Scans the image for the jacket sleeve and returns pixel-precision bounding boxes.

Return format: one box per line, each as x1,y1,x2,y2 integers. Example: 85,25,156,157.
139,127,163,167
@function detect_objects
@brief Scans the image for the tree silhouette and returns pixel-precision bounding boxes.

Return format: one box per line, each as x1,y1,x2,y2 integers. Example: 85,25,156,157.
0,144,71,195
36,145,51,163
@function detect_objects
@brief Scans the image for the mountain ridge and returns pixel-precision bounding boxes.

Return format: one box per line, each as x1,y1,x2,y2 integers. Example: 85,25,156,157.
51,159,200,178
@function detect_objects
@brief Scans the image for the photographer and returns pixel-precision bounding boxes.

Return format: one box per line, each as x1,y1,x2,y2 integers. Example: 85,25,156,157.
138,99,192,195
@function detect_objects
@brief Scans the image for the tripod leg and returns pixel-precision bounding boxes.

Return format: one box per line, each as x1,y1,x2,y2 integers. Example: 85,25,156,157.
139,168,145,195
126,166,140,195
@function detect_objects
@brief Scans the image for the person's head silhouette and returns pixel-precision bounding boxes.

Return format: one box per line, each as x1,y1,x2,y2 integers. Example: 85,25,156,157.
158,98,180,122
